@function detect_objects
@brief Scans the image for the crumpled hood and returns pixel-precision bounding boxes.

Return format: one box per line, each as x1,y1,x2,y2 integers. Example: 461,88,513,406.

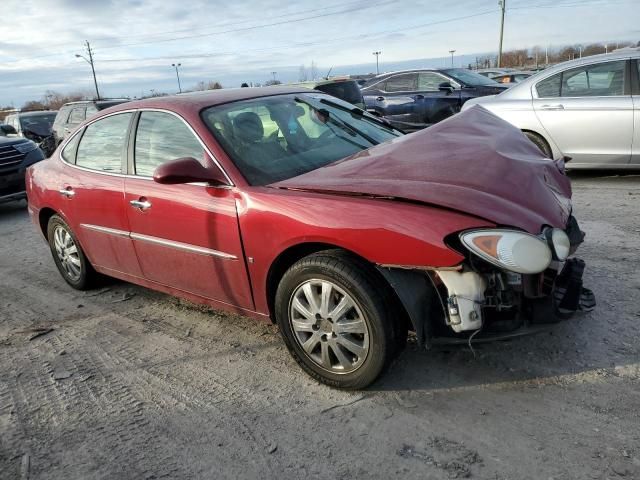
272,106,572,233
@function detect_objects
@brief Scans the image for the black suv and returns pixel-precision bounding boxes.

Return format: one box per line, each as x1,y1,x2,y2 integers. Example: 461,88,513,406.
3,111,58,157
361,68,508,131
0,125,45,203
52,99,129,146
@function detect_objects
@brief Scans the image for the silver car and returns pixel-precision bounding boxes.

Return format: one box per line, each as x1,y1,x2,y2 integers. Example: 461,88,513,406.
463,49,640,169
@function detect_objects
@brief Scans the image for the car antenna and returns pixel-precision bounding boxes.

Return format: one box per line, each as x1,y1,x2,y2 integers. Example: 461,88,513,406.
325,67,333,80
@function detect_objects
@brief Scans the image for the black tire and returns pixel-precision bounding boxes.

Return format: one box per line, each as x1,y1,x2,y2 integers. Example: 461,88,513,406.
524,131,553,158
47,215,97,290
275,250,400,389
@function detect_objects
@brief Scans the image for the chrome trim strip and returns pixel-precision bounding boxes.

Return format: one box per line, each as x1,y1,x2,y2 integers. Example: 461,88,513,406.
130,232,238,260
80,223,130,238
79,223,238,260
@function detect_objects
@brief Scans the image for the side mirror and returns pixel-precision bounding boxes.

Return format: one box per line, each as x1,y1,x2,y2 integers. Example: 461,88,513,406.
438,82,455,94
0,124,17,135
153,157,228,185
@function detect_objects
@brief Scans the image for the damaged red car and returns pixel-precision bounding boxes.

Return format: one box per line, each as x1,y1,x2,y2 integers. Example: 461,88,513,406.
26,87,595,389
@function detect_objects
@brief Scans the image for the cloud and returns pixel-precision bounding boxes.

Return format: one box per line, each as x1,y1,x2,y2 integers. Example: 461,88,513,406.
1,0,638,105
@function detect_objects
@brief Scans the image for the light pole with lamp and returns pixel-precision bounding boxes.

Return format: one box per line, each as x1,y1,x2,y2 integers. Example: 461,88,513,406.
171,63,182,93
449,49,456,67
372,51,382,75
75,41,100,100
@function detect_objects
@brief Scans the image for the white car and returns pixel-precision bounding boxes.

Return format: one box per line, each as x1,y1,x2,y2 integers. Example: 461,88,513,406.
463,49,640,169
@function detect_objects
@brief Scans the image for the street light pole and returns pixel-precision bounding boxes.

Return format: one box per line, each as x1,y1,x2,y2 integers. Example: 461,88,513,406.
497,0,506,67
372,51,381,75
75,41,100,100
271,71,277,83
171,63,182,93
449,50,456,67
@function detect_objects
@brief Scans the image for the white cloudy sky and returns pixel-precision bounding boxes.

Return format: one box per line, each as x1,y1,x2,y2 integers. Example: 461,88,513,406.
1,0,638,106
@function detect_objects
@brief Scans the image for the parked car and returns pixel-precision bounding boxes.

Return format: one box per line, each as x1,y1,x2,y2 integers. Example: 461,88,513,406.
3,111,58,157
476,68,518,78
361,68,508,130
287,78,365,109
27,87,591,388
52,99,129,146
463,50,640,168
492,71,535,84
1,126,45,203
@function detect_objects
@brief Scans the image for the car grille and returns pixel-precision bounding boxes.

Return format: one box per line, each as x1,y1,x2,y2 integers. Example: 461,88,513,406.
0,144,26,168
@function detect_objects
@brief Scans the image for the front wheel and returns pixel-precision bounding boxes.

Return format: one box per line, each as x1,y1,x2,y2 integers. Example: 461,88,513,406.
524,131,553,158
275,251,397,389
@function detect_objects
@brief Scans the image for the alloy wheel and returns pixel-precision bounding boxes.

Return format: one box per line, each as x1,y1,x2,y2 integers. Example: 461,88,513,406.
53,225,82,282
289,279,370,374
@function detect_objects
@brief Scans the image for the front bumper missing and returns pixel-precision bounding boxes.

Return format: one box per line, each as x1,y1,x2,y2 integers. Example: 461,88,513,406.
434,257,595,334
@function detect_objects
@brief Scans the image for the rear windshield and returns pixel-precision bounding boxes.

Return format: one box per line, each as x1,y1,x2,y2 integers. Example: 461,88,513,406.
20,113,57,135
314,81,363,106
202,93,401,186
97,100,128,110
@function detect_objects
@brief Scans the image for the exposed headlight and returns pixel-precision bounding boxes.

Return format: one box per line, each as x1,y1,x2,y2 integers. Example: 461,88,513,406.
13,141,38,154
459,229,552,274
546,227,570,261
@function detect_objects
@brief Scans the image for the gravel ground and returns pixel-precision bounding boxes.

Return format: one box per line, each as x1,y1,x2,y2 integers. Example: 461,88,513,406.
0,172,639,480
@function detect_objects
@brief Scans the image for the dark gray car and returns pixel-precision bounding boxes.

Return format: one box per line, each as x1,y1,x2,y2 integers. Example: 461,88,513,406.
0,125,45,203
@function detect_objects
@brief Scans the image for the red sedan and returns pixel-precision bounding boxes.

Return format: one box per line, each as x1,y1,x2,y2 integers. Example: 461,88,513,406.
26,87,593,389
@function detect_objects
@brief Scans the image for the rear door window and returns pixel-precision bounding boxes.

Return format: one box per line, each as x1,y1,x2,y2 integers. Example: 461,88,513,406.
536,73,561,98
75,113,132,173
385,74,417,92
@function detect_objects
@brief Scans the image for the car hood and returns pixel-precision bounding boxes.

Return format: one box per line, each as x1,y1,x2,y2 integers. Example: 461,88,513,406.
272,106,572,233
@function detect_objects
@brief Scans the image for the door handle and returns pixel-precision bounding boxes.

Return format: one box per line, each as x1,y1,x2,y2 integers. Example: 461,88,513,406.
58,188,75,198
129,199,152,210
376,96,385,102
540,104,564,110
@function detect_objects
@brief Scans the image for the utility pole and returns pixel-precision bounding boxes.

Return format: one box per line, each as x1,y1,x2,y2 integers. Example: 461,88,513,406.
271,71,277,83
372,51,381,75
171,63,182,93
75,41,100,100
449,50,456,67
497,0,506,68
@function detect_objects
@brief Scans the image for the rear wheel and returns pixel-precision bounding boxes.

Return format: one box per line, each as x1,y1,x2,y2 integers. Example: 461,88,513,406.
275,251,399,389
524,131,553,158
47,215,97,290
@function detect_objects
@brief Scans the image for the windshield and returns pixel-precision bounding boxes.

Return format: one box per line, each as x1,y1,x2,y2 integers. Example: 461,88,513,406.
442,68,500,86
202,93,402,185
20,113,57,135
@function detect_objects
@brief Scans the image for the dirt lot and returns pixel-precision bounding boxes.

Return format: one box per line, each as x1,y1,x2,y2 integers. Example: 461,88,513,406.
1,173,639,480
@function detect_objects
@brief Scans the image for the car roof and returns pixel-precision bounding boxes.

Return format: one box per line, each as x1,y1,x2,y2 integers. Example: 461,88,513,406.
103,86,313,114
493,50,640,99
62,99,129,106
15,110,58,116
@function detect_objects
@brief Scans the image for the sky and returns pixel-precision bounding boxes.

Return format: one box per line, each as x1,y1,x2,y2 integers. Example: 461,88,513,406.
1,0,638,106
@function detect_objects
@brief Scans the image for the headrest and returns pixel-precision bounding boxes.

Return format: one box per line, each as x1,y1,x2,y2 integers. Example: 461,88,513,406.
233,112,263,143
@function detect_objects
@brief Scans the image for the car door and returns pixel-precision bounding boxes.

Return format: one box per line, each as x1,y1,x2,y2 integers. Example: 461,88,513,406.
417,72,461,125
369,73,421,130
124,110,253,309
631,58,640,165
532,59,633,166
60,112,143,277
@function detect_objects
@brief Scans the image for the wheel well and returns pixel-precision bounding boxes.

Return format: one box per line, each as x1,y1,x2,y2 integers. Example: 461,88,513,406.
38,207,57,239
521,129,552,154
265,243,410,330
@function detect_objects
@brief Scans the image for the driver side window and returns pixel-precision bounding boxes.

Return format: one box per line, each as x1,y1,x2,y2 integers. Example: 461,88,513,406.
134,111,205,177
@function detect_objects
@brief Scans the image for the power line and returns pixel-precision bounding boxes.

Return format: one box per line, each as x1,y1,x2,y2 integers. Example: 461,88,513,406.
2,0,395,63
